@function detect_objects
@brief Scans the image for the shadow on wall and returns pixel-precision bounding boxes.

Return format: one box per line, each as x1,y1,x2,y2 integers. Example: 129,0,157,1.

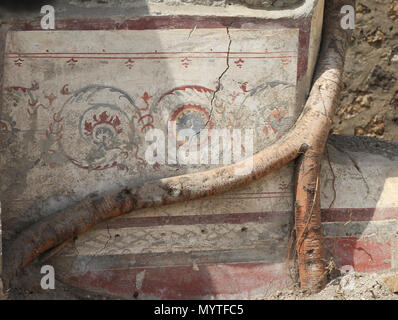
0,0,243,300
321,135,398,278
0,0,56,19
0,0,52,11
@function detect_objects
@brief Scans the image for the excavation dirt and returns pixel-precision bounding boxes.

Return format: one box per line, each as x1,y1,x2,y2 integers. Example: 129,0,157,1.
269,271,398,300
332,0,398,142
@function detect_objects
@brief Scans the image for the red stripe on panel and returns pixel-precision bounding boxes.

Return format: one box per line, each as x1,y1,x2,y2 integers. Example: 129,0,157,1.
66,262,291,299
323,237,391,272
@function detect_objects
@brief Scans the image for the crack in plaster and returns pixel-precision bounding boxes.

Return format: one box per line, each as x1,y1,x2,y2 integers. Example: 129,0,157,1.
207,26,232,129
187,26,232,146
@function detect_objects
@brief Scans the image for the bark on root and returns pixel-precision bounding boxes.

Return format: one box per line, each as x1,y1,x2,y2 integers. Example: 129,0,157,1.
292,0,354,292
3,0,354,293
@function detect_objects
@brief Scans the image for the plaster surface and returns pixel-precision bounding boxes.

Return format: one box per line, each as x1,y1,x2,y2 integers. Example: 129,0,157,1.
0,0,326,298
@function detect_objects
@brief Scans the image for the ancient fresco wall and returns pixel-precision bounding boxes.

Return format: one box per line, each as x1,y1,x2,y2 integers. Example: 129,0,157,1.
3,28,298,167
0,0,325,297
0,26,303,236
321,136,398,274
49,137,398,299
0,0,396,300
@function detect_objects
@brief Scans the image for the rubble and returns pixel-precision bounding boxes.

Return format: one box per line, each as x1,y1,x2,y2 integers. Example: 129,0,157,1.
384,274,398,293
270,272,398,300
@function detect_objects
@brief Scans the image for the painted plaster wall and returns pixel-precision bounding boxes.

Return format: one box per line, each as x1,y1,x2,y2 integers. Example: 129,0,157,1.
49,138,398,299
0,1,324,236
0,0,324,295
0,0,396,299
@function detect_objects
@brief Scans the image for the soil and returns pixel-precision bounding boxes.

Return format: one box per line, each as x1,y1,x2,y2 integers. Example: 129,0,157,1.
269,271,398,300
332,0,398,142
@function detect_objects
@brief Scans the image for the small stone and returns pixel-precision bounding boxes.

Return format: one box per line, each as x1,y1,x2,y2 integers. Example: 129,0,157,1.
367,30,385,46
383,274,398,293
356,3,371,14
388,1,398,20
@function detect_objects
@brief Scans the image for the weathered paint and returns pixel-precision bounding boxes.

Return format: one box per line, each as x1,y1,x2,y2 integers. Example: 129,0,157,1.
0,26,302,232
2,0,396,298
65,262,292,300
48,143,398,298
323,237,392,273
0,1,325,239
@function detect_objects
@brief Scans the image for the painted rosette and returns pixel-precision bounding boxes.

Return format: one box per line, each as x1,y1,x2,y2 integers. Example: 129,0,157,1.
52,85,142,170
156,85,215,147
219,81,296,152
